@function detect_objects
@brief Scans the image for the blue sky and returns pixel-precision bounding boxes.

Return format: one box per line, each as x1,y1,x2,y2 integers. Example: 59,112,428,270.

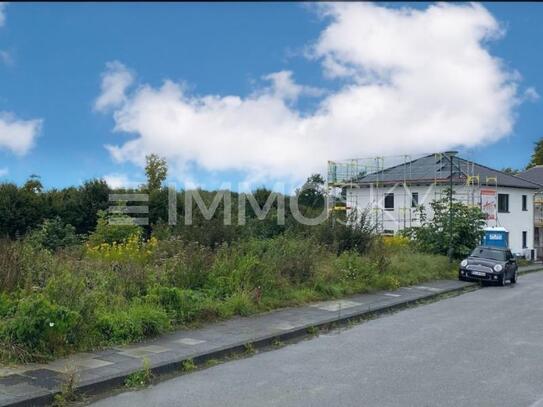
0,2,541,190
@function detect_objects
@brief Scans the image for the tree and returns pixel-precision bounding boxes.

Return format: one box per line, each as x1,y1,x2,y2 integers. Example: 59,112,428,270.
403,192,486,259
23,175,43,193
501,167,520,175
145,154,168,192
527,138,543,169
27,217,79,251
297,174,326,210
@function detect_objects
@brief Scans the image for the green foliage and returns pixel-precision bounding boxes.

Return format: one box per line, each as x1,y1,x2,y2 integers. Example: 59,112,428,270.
145,154,168,192
0,174,457,363
403,192,486,258
527,138,543,169
27,217,79,251
87,210,142,246
0,182,44,238
145,286,211,323
1,295,80,359
0,239,57,292
501,167,520,175
297,174,326,210
125,358,153,388
181,358,196,372
96,303,170,344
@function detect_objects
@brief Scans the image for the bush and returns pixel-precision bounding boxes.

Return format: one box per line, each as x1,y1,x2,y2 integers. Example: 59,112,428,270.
145,286,211,323
87,210,142,246
27,217,79,252
1,295,80,359
333,251,377,282
86,234,158,264
162,241,213,290
96,303,170,344
403,192,486,258
0,239,56,292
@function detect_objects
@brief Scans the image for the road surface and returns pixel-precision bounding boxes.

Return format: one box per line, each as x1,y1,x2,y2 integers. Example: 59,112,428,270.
89,272,543,407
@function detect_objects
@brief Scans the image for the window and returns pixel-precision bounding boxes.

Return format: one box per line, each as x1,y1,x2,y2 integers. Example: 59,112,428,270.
498,194,509,213
384,193,394,210
470,247,507,261
522,195,528,211
411,192,419,208
523,231,528,249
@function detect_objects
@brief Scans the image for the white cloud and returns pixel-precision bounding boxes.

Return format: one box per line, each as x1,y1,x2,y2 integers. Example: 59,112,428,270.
523,87,539,102
0,112,41,155
0,167,7,177
99,3,521,185
261,71,324,101
0,3,6,27
94,61,134,112
103,173,142,189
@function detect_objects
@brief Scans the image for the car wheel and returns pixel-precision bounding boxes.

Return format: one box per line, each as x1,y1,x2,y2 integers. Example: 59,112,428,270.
511,271,517,284
500,274,507,286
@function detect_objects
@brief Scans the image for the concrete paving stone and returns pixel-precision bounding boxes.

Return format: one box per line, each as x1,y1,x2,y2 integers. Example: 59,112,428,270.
413,285,443,292
273,322,298,331
173,338,207,346
116,345,170,359
0,375,29,386
132,345,171,354
92,352,139,364
310,300,363,312
21,369,64,390
0,382,43,396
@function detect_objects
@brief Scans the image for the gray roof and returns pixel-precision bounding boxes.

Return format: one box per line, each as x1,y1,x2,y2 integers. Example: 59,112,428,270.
355,154,541,189
518,166,543,187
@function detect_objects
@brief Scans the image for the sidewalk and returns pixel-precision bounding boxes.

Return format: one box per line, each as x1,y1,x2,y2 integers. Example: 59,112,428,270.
0,265,540,406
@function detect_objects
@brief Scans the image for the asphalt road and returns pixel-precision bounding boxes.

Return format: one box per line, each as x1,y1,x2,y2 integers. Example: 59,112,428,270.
89,272,543,407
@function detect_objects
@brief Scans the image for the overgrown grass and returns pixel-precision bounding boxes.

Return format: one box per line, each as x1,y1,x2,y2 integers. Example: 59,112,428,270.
0,234,454,363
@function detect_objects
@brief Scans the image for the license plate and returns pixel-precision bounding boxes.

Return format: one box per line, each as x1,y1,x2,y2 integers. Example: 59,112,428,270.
471,271,486,276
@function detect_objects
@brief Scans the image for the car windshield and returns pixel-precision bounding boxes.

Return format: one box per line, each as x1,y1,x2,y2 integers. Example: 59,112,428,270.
470,247,506,261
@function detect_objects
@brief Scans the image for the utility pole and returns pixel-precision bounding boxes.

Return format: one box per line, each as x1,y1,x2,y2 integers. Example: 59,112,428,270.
447,151,457,264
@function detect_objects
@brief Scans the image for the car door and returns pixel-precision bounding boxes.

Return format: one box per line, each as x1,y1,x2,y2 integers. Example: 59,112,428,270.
505,251,515,276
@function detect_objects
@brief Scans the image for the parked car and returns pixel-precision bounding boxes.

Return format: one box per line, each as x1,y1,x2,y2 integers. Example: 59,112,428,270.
458,246,518,286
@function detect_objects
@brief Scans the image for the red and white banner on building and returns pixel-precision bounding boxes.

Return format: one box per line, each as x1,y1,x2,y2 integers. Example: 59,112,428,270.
480,188,497,221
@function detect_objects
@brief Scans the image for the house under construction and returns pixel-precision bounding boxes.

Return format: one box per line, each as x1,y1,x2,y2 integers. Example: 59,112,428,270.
327,152,539,256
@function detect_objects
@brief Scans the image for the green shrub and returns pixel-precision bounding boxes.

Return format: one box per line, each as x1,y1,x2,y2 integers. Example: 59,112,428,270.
87,210,142,246
165,241,213,290
27,217,79,252
333,251,377,282
145,286,211,323
218,291,257,318
0,240,56,292
0,293,15,318
96,303,169,343
1,295,80,359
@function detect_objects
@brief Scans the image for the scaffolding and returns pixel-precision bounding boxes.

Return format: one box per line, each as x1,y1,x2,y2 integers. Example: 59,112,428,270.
326,152,494,234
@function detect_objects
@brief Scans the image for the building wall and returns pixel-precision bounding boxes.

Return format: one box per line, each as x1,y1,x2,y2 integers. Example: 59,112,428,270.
495,187,533,256
346,184,535,256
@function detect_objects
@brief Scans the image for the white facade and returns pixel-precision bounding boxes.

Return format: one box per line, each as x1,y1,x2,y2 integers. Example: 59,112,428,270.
346,183,535,256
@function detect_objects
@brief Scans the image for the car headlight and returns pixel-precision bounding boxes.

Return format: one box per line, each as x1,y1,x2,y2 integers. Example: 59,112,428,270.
460,260,468,267
493,264,503,272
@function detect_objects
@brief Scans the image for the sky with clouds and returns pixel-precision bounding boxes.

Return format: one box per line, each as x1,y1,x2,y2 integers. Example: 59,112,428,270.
0,2,541,190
